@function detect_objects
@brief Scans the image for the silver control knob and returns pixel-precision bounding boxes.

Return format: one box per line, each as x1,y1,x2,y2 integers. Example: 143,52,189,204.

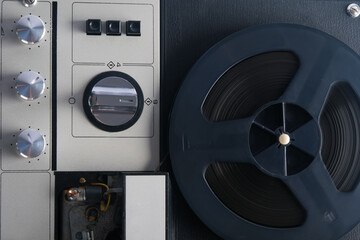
16,15,45,44
15,71,45,100
83,72,144,132
16,129,46,158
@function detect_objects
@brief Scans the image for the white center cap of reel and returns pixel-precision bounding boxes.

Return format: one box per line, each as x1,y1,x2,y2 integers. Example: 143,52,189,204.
279,133,291,146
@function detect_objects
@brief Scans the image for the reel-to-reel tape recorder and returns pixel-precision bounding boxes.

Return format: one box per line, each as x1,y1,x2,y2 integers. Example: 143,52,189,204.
2,0,360,239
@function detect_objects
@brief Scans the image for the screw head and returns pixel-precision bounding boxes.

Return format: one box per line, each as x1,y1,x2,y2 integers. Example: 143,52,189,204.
347,3,360,18
79,178,87,184
23,0,37,7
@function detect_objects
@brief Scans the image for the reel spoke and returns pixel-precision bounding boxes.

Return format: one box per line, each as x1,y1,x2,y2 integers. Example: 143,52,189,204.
181,117,253,168
283,156,339,216
253,143,287,176
281,44,340,119
290,120,320,157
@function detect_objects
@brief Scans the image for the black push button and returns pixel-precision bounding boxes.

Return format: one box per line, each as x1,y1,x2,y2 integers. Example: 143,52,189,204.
126,21,141,36
86,19,101,35
106,20,121,36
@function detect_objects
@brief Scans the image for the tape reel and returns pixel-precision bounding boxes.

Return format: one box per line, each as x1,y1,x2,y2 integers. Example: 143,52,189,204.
169,24,360,239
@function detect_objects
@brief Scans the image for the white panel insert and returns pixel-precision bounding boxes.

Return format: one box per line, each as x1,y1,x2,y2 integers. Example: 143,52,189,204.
1,172,51,240
125,175,166,240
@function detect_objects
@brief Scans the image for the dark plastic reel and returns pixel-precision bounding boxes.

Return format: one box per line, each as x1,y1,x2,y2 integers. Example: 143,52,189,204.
169,24,360,240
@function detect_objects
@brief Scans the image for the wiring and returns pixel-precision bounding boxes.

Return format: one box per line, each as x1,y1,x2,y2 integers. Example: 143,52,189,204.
90,182,111,212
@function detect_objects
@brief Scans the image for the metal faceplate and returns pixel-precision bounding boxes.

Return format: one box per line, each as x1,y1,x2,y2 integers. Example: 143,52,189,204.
56,0,160,171
1,0,51,170
0,1,54,239
0,0,159,239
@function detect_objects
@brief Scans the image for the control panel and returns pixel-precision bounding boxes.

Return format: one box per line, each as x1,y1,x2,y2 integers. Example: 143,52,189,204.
1,0,52,171
57,1,160,171
1,0,159,171
0,0,160,239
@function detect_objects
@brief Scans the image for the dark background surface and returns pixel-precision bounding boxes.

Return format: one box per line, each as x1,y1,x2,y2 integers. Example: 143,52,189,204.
161,0,360,239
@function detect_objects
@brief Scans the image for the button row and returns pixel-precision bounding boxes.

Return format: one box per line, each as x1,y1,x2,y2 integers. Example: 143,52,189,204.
86,19,141,36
